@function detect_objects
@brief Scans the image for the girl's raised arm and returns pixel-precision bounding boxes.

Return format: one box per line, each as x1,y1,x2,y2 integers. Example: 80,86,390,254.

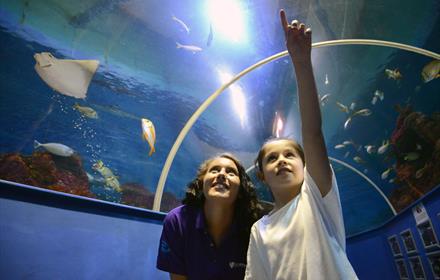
280,10,332,196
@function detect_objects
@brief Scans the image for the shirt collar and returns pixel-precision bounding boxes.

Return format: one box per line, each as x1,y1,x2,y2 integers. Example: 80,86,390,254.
195,207,239,237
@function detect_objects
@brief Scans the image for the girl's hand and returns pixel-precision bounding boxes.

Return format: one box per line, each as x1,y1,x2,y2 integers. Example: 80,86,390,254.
280,10,312,65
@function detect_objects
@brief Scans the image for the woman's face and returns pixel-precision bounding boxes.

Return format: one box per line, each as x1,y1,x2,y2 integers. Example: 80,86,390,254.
261,140,305,191
202,157,241,205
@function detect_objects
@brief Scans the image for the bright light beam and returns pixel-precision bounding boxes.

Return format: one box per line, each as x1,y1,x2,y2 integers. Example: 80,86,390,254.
207,0,247,43
218,69,247,128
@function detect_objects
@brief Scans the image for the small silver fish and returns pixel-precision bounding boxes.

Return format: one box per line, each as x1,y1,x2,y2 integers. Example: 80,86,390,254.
344,117,352,130
350,102,356,111
353,109,372,117
371,90,384,105
320,94,331,106
172,15,190,34
342,141,354,146
325,74,329,85
34,140,74,157
378,140,390,154
207,24,213,47
176,42,203,53
365,145,375,154
86,172,105,184
336,102,349,113
334,144,345,149
381,168,392,180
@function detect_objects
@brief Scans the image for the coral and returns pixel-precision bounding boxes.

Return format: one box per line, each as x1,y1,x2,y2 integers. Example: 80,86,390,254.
388,106,440,211
120,182,181,211
120,183,154,208
0,151,94,198
0,151,183,211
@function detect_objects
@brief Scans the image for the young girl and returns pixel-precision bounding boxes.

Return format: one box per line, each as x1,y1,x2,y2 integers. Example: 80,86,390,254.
244,10,358,279
157,153,262,280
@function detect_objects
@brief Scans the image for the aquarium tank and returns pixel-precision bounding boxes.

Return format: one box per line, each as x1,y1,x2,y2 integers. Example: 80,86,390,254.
0,0,439,237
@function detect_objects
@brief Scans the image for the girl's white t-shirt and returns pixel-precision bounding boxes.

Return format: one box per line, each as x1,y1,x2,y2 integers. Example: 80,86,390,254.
245,167,358,280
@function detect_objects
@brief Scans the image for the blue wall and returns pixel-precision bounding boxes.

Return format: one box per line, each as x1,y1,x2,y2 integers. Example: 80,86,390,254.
2,179,440,279
347,186,440,279
0,180,168,279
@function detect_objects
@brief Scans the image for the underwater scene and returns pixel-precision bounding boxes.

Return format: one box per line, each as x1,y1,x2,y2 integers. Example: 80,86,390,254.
0,0,439,236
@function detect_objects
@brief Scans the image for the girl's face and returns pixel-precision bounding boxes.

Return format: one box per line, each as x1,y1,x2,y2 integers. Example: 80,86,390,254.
202,157,241,205
261,140,305,191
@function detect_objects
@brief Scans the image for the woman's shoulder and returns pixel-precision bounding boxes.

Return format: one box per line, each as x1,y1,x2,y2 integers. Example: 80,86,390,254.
164,204,200,223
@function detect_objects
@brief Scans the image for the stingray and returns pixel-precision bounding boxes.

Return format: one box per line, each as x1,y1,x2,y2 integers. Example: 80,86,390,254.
34,52,99,99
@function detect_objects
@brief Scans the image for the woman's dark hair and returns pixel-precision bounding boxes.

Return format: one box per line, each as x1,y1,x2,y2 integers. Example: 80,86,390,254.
255,137,305,179
182,153,262,246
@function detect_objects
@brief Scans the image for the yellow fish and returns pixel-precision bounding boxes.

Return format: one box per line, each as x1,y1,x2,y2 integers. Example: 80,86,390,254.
421,60,440,83
141,118,156,156
385,68,402,80
73,103,98,119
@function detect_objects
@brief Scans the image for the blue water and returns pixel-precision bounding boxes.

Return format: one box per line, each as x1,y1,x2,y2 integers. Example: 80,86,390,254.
0,1,439,236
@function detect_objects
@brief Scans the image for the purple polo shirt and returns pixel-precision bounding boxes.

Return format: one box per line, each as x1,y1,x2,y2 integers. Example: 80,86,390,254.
157,205,247,280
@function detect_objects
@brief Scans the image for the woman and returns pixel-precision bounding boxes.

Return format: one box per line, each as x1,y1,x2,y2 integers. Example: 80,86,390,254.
157,153,262,280
244,10,358,279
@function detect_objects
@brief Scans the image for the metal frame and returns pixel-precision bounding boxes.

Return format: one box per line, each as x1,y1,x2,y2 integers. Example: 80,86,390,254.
400,229,418,254
408,256,426,280
388,234,403,256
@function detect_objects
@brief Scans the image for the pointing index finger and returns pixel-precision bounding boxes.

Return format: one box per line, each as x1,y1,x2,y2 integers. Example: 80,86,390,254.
280,9,289,36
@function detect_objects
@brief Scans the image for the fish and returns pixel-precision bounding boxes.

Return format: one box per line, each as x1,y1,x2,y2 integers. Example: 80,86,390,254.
342,141,354,146
334,144,346,149
349,102,356,111
92,104,140,120
353,156,365,164
344,151,350,158
389,178,395,184
86,172,105,184
385,68,402,80
207,24,213,47
378,140,390,154
365,145,376,154
176,42,203,53
172,15,190,34
336,102,349,113
344,117,352,130
104,176,121,192
92,160,121,192
353,109,372,117
73,103,98,119
404,152,419,161
92,160,115,178
381,168,392,180
34,52,99,99
421,60,440,83
371,90,384,105
415,168,424,179
141,118,156,156
325,74,329,85
34,140,74,157
319,94,331,106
